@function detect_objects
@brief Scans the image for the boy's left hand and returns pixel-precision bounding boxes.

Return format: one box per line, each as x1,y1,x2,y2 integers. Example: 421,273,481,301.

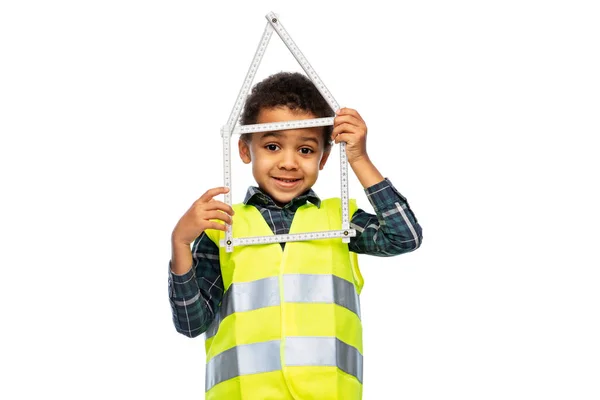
331,107,369,164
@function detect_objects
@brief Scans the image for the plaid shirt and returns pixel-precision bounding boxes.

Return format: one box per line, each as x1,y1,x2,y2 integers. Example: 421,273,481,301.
168,178,422,338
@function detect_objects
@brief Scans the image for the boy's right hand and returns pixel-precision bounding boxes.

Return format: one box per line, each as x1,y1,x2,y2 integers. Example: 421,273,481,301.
171,187,234,246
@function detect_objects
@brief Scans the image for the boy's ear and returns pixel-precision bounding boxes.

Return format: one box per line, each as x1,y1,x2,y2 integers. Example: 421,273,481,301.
319,149,331,170
238,139,252,164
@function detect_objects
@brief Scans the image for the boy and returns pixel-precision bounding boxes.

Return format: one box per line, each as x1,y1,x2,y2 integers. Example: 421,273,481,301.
169,72,422,399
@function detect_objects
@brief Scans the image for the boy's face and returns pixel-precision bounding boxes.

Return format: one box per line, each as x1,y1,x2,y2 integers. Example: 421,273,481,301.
238,106,330,206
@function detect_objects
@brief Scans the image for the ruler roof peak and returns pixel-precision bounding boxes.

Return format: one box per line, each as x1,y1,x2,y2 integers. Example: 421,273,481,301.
223,11,340,137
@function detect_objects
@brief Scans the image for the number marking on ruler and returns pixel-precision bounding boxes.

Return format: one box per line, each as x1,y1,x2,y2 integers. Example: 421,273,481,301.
220,229,356,248
221,126,233,252
233,117,334,134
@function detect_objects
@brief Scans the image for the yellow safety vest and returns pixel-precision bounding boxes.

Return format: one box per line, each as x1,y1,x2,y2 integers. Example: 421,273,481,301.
203,198,364,400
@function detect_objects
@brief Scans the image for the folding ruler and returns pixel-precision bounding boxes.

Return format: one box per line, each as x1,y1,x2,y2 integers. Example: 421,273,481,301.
220,11,355,252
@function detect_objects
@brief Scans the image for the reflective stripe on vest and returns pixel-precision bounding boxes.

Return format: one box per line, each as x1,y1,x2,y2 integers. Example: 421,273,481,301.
206,337,363,391
206,273,361,339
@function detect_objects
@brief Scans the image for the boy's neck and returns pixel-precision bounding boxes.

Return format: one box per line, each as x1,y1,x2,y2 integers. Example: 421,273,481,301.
243,186,321,209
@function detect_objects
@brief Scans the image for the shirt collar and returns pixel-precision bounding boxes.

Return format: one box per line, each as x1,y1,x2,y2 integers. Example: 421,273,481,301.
243,186,321,210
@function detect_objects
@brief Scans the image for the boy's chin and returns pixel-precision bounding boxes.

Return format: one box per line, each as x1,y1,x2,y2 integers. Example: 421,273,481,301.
264,188,305,206
269,192,298,206
262,177,310,205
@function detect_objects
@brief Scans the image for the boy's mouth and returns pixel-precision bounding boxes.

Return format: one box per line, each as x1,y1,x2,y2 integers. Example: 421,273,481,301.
272,177,302,188
273,177,301,183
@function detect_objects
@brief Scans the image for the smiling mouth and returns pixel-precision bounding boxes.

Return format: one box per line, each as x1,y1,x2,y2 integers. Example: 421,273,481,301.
273,177,301,183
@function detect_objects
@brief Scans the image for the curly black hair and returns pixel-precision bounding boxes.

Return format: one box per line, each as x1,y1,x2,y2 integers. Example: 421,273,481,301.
240,72,334,150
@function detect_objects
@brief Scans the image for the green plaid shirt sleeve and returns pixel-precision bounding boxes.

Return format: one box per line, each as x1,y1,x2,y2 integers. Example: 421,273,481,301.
349,177,422,255
168,234,222,338
168,177,422,337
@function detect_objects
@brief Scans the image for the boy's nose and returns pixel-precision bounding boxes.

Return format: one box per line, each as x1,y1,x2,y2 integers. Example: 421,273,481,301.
278,150,299,170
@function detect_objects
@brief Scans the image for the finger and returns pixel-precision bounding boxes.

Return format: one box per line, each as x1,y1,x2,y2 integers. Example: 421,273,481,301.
334,114,363,127
198,186,230,203
205,220,229,232
203,210,233,225
331,122,359,139
336,108,363,121
203,200,235,216
333,132,355,144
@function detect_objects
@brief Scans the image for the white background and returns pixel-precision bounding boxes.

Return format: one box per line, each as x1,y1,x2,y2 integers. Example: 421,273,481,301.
1,1,599,399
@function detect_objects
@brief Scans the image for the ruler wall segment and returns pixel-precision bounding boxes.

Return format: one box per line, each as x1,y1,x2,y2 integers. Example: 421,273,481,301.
340,141,351,243
221,127,234,252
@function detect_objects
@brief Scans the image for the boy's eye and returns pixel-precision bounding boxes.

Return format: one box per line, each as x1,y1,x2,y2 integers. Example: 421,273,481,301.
265,144,280,151
299,148,313,155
